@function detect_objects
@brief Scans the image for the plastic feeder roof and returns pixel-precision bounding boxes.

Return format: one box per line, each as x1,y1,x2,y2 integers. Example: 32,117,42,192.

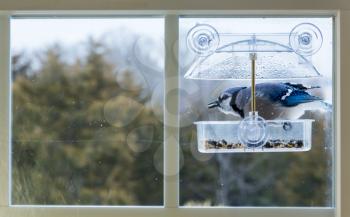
185,37,321,80
185,23,324,80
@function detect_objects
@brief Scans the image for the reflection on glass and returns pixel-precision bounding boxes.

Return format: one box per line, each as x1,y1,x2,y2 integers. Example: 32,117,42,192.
11,18,164,205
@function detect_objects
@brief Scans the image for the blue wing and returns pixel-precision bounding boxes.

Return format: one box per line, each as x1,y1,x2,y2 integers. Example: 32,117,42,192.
255,82,321,107
281,90,321,107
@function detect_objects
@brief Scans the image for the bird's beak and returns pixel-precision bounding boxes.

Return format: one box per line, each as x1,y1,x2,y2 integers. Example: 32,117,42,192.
208,100,219,109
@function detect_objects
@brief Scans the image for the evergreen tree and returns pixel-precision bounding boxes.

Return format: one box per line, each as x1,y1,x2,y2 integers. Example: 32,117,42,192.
12,41,163,205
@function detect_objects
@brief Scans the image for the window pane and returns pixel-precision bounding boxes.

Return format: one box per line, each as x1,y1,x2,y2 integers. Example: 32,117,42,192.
11,18,164,205
179,17,334,207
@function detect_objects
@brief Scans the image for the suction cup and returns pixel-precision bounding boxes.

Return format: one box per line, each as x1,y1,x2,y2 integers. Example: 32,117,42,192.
238,111,268,148
289,23,323,56
187,24,219,56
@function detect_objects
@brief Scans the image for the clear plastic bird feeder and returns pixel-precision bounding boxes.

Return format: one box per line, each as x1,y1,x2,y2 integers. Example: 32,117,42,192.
185,22,322,153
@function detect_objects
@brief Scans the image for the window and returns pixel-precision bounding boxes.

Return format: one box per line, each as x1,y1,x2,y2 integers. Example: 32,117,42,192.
11,18,164,205
179,17,334,207
0,7,347,217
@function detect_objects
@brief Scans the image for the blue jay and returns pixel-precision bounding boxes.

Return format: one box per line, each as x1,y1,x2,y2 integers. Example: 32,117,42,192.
208,82,325,120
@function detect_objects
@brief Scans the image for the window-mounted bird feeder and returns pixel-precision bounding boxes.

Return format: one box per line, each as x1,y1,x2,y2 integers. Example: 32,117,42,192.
185,23,323,153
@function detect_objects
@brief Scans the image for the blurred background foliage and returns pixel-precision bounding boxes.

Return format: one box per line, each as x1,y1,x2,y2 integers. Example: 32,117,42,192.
12,40,163,205
12,38,333,206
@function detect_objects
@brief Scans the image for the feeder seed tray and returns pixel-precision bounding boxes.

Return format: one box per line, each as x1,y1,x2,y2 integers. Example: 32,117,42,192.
195,120,313,153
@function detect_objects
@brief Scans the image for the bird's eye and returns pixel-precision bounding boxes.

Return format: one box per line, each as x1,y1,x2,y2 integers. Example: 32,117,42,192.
221,94,229,100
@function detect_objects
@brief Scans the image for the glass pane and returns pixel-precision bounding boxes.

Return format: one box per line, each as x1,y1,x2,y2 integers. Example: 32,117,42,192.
179,17,334,206
11,18,164,205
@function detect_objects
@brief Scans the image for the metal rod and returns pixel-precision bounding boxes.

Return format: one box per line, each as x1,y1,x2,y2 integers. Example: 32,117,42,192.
250,53,257,112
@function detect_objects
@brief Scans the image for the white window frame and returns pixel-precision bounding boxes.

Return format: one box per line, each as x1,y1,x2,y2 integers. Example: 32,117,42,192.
0,3,348,217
